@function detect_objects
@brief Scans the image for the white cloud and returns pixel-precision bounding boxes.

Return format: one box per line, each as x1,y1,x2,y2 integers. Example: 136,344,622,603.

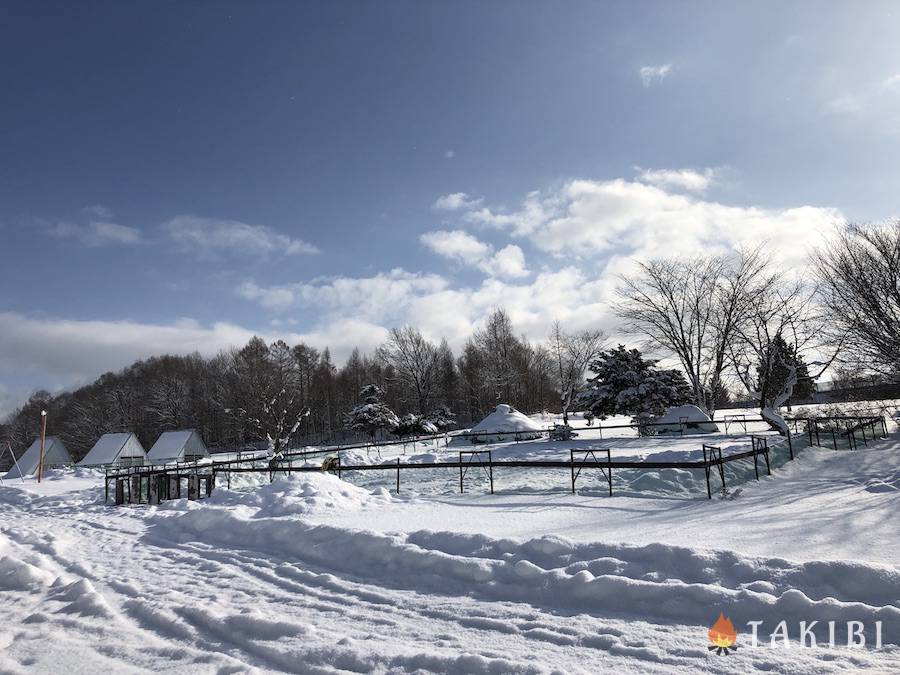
0,311,389,410
420,229,492,260
433,177,843,270
419,230,530,278
639,63,672,87
164,215,319,259
50,221,144,246
882,74,900,92
636,167,717,192
826,94,865,116
432,192,482,211
488,244,529,278
83,204,114,219
237,269,449,319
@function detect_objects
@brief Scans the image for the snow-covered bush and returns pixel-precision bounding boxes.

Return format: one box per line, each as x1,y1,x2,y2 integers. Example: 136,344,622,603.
549,424,578,441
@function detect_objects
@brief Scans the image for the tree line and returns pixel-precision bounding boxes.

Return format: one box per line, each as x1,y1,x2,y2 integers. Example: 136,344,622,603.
2,220,899,462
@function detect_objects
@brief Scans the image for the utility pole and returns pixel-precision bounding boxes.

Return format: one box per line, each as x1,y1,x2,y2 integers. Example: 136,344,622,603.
37,410,47,483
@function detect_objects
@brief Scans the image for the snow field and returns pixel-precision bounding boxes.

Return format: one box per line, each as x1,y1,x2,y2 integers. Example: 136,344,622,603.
156,472,900,648
1,410,899,672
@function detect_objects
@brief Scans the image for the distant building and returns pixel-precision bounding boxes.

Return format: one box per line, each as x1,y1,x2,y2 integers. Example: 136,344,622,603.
146,429,209,464
3,436,72,479
77,432,146,468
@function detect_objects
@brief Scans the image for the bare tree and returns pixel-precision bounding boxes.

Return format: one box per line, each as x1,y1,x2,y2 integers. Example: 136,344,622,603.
812,221,900,378
376,326,439,414
729,278,840,434
616,247,771,416
548,321,605,425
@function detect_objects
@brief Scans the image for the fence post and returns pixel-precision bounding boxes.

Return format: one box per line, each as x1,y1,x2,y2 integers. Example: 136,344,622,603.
752,438,759,480
459,451,464,493
488,450,494,494
702,446,712,499
570,449,576,493
606,449,613,496
396,457,400,494
787,429,794,460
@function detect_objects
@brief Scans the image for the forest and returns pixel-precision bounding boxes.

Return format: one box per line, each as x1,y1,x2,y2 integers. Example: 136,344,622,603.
2,222,899,462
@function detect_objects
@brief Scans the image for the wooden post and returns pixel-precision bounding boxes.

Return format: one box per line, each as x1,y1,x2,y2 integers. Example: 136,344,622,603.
396,458,400,493
787,429,794,460
37,410,47,483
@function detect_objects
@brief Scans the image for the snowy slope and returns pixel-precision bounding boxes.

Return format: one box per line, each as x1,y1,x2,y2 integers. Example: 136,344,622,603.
0,434,899,672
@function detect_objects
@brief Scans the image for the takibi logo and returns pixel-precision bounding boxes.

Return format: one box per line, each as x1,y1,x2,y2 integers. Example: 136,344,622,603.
708,612,739,655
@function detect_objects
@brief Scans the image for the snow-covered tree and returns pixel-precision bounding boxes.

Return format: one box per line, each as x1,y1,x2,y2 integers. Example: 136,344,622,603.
426,405,456,432
393,413,438,439
344,384,399,440
578,345,691,426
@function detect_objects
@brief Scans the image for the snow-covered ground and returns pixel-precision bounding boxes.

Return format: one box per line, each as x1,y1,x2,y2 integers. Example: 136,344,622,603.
1,419,899,672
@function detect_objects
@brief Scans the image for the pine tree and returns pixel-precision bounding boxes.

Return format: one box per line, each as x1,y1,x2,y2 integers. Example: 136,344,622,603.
344,384,399,440
578,345,691,424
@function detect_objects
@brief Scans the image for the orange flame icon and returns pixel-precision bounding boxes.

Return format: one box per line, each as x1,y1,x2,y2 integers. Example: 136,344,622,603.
708,612,739,655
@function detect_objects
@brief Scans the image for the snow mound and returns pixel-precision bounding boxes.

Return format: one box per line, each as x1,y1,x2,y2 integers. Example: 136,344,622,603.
469,404,544,443
204,472,395,517
655,405,719,434
0,556,54,591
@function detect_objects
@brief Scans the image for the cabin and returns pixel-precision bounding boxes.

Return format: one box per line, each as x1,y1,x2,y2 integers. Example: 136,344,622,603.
3,436,73,479
146,429,209,464
77,432,146,468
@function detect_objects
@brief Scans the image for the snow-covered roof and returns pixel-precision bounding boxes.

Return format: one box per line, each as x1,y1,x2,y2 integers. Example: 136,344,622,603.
77,432,146,466
146,429,208,463
3,436,72,479
470,404,544,435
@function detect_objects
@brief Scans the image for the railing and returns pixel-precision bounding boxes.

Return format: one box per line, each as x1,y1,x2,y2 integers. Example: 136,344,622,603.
103,413,890,506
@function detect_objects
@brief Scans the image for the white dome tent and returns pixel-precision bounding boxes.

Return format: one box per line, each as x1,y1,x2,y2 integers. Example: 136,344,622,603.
468,404,545,443
654,405,719,434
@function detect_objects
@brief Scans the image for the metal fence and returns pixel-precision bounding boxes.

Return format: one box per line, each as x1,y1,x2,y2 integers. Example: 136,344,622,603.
103,414,889,506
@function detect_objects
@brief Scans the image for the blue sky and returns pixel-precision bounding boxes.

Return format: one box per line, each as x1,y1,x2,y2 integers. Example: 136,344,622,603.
1,1,899,415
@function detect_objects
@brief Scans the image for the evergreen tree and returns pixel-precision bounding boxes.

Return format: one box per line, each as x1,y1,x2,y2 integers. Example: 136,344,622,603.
344,384,399,440
578,345,691,423
756,334,815,406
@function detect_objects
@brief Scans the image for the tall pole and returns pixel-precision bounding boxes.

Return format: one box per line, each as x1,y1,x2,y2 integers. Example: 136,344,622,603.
37,410,47,483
